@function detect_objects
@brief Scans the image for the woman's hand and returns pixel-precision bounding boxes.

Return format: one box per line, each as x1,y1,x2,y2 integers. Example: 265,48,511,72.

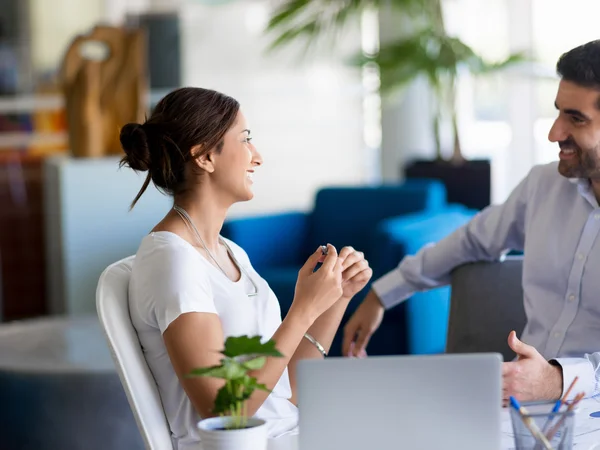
338,246,372,300
290,244,343,324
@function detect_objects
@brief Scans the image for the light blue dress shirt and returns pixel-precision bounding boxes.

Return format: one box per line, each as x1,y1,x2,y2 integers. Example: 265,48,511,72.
373,161,600,399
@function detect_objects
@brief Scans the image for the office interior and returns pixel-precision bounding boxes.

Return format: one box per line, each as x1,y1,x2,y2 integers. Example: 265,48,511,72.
0,0,595,448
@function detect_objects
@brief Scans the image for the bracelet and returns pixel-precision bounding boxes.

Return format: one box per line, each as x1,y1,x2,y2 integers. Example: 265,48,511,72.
304,333,327,357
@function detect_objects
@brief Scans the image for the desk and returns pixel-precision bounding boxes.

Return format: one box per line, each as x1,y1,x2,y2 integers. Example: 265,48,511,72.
267,399,600,450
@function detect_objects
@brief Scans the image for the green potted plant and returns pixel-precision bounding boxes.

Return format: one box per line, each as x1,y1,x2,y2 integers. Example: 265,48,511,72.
264,0,527,210
190,335,283,450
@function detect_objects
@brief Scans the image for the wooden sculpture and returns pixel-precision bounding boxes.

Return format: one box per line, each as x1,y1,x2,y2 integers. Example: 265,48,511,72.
59,25,147,158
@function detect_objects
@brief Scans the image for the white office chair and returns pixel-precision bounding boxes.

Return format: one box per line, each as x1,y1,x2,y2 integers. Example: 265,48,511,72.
96,256,174,450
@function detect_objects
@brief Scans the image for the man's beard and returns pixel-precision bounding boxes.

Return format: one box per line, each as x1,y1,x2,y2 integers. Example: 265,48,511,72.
557,136,600,179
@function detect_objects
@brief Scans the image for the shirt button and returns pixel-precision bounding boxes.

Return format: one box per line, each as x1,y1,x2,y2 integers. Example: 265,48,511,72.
554,332,561,338
577,253,584,260
568,294,575,302
595,213,600,220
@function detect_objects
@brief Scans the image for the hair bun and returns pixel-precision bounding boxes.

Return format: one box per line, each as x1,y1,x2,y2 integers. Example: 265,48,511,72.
120,123,151,172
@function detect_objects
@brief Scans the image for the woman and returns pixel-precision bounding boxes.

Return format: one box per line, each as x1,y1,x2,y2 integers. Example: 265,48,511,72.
121,87,372,450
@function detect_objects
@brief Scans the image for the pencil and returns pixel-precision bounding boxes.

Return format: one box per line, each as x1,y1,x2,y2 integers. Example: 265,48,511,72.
561,376,579,406
544,392,585,442
540,376,579,436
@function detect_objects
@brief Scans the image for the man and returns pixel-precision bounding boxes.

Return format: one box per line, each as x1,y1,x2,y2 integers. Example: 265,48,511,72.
343,39,600,403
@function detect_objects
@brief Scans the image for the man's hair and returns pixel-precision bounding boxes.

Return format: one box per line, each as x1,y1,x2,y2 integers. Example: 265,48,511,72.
557,40,600,92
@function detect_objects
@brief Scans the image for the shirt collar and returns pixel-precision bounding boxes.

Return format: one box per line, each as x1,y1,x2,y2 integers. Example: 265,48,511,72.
569,177,599,208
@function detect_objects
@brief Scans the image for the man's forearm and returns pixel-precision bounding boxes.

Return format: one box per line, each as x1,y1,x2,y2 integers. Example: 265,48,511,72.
287,296,351,404
373,174,532,310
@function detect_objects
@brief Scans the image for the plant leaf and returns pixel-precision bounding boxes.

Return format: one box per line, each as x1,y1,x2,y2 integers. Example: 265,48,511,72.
211,375,272,417
212,386,235,416
187,358,247,380
243,356,267,371
253,382,271,393
222,335,283,358
264,0,426,55
265,0,530,95
187,364,228,379
221,358,247,379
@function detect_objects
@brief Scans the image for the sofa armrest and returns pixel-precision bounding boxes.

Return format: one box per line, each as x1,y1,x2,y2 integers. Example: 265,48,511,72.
370,205,477,276
221,212,310,270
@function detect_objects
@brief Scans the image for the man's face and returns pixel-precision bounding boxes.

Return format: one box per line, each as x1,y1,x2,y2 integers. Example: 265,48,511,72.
549,79,600,179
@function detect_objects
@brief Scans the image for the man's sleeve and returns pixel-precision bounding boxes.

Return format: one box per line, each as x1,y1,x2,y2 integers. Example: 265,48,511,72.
373,167,535,310
552,354,600,400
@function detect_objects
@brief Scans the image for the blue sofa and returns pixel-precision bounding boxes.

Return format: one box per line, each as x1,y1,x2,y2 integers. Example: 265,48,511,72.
221,180,477,356
374,206,477,355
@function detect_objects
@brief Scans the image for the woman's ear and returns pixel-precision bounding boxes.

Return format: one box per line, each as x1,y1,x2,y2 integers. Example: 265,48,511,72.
192,145,215,173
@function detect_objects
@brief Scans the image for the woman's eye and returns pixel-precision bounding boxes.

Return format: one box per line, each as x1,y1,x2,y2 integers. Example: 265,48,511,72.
245,137,253,143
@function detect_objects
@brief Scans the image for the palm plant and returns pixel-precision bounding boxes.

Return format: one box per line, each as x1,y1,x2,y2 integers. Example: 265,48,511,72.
265,0,526,163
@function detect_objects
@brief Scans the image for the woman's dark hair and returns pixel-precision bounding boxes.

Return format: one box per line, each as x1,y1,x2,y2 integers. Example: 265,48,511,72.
119,87,240,208
557,40,600,99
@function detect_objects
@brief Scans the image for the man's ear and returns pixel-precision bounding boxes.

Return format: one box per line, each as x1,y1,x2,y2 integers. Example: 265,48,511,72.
191,145,215,173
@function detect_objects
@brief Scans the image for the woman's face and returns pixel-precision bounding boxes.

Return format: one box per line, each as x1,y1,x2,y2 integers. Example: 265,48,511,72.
208,110,263,203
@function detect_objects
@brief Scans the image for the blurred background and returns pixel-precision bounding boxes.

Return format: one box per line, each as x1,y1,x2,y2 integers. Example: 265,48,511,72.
0,0,597,448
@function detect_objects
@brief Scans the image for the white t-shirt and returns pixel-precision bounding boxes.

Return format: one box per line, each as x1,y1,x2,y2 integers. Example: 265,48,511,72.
128,231,299,450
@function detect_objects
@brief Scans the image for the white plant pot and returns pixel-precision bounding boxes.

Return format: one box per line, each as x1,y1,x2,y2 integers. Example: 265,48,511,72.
197,416,268,450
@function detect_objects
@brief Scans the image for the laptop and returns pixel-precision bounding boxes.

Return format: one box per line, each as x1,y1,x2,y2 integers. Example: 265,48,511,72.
297,353,502,450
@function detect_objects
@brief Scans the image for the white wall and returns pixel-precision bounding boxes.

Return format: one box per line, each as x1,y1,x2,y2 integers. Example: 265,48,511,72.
178,1,368,217
104,0,370,217
28,0,105,75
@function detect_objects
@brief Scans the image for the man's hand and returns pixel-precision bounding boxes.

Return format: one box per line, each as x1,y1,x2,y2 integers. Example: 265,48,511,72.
502,330,563,404
338,246,373,301
342,289,384,357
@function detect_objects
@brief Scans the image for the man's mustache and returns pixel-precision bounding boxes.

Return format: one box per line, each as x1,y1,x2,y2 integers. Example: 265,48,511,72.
559,137,581,152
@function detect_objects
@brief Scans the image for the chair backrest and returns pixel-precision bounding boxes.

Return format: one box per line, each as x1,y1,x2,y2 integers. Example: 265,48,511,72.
446,257,526,361
96,256,174,450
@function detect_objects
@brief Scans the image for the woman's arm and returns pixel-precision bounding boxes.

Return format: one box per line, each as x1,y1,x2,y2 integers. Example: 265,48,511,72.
163,309,311,419
287,247,372,405
286,296,351,405
163,245,344,419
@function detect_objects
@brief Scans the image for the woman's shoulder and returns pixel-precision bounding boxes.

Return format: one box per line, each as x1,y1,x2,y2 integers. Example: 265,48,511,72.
132,231,208,283
136,231,198,260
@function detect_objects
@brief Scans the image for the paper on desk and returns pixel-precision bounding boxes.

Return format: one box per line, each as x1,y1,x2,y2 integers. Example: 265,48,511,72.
501,396,600,449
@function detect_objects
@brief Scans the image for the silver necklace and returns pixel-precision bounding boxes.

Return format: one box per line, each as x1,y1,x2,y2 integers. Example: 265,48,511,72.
172,204,258,297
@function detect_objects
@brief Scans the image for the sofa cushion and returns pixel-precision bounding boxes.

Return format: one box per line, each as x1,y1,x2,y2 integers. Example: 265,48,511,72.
222,212,310,271
307,182,446,258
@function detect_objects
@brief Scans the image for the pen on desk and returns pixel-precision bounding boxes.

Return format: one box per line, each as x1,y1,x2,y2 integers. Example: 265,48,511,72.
544,391,585,443
509,396,555,450
540,376,579,437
